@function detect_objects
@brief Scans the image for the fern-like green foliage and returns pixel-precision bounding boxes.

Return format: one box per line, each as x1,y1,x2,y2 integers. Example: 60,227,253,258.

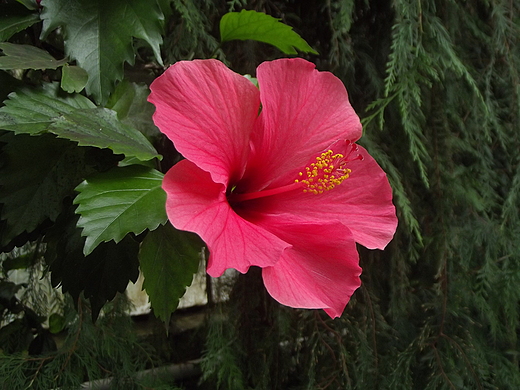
0,294,165,390
200,0,520,389
163,0,221,62
1,0,519,389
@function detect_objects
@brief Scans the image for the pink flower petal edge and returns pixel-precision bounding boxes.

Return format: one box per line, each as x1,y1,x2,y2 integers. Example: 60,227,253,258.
251,214,361,318
149,59,260,186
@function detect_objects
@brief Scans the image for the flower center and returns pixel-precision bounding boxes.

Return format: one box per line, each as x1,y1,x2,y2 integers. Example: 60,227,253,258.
228,140,362,202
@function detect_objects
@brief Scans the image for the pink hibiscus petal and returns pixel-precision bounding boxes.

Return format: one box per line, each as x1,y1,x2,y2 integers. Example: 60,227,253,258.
331,145,397,248
248,214,361,318
243,145,397,250
149,60,260,185
241,58,362,191
163,160,290,276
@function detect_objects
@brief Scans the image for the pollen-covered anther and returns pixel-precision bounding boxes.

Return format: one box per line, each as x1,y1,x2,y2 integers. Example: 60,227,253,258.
296,149,352,194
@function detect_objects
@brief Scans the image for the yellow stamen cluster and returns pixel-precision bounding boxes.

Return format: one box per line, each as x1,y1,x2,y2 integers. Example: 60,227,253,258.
295,150,351,194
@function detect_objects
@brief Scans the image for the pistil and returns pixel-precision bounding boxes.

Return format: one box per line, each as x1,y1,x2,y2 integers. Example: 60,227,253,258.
229,181,303,202
229,140,363,203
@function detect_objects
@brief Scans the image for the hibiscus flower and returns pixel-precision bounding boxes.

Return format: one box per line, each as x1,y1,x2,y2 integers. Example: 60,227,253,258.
148,58,397,318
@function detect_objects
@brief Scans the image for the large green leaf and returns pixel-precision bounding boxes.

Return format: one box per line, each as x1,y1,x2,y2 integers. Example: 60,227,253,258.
44,205,140,321
74,165,167,256
220,10,318,55
40,0,164,104
0,3,40,42
48,108,160,161
0,43,67,70
0,83,160,160
140,223,202,323
0,133,96,248
0,82,95,134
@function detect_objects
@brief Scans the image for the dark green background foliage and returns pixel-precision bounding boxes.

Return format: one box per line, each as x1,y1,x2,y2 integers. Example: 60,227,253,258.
0,0,519,389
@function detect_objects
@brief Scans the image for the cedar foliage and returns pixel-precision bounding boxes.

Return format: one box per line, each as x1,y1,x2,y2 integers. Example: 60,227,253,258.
198,0,520,389
0,0,519,389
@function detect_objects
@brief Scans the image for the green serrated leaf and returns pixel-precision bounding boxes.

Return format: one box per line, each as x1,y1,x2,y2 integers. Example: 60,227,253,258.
41,0,164,104
0,42,67,70
0,133,96,247
0,82,95,134
44,205,140,321
140,223,202,323
60,64,88,93
0,11,40,42
220,10,318,55
0,83,158,160
48,108,160,161
74,165,167,256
